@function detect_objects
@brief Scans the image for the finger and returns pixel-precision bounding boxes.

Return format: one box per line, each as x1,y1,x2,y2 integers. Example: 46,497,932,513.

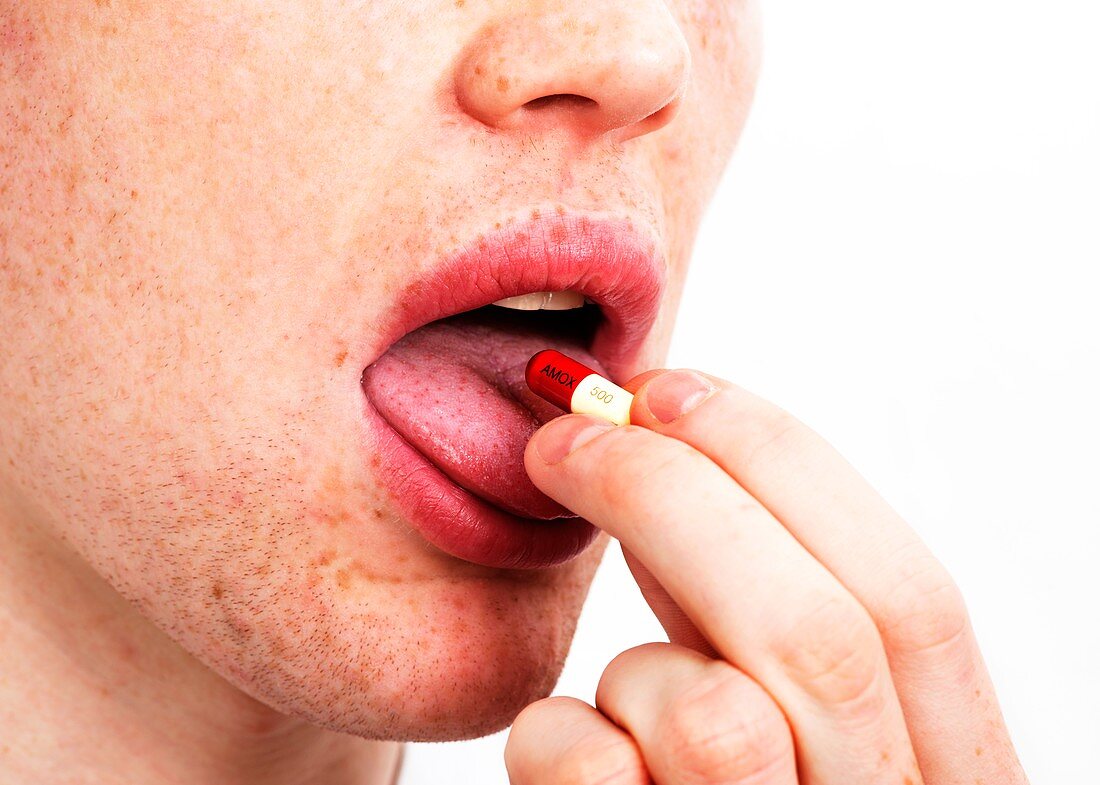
622,546,719,658
526,417,923,785
595,642,797,785
622,368,667,394
505,696,650,785
628,371,1027,782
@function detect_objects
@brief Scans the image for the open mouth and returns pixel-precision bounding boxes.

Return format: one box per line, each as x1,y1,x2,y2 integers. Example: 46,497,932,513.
359,212,664,570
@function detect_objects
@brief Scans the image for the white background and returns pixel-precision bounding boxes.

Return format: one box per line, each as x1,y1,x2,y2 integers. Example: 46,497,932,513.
403,1,1100,781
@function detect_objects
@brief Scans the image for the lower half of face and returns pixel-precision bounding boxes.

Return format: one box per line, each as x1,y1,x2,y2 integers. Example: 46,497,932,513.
0,0,759,738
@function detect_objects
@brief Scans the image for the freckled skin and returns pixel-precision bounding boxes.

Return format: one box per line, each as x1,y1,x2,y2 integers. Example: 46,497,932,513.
0,0,759,779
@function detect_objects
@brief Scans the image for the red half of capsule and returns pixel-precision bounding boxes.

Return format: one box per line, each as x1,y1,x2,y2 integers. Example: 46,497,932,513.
525,350,597,412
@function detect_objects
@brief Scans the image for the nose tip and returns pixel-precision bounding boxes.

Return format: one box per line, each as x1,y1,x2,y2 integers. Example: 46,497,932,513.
453,4,692,143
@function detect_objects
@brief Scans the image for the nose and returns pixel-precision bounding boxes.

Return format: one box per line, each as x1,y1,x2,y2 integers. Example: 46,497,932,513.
453,1,692,144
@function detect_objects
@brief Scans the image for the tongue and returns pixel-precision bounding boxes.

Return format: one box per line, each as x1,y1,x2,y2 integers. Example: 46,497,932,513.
362,307,606,520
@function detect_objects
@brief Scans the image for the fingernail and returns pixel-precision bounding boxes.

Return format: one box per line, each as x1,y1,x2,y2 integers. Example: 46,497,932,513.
535,416,616,464
643,370,716,424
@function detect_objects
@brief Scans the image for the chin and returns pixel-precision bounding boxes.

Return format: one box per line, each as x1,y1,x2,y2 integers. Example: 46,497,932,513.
204,540,606,742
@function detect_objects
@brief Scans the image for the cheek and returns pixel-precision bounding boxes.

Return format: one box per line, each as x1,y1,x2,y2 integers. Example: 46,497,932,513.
0,2,414,540
662,0,762,211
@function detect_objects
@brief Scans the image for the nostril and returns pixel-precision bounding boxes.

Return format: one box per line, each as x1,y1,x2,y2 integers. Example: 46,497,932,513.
522,94,599,111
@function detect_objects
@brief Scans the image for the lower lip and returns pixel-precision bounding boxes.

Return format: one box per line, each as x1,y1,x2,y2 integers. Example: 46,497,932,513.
359,396,599,570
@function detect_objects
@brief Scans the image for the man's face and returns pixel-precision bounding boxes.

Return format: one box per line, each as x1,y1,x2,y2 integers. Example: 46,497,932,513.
0,1,759,739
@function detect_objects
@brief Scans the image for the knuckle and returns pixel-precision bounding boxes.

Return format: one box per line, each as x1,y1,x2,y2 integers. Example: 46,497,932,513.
506,699,647,785
509,696,560,737
774,593,889,718
658,667,792,785
598,643,669,695
554,736,647,785
879,552,971,657
595,644,688,738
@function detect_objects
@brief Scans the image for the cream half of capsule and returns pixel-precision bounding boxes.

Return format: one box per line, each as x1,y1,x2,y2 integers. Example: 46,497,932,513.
569,374,633,426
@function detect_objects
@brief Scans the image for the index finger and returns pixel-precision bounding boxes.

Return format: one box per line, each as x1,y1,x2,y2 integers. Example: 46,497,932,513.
625,370,1026,783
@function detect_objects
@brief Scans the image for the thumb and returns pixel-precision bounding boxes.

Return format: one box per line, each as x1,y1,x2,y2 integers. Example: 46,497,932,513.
619,370,719,659
622,546,719,659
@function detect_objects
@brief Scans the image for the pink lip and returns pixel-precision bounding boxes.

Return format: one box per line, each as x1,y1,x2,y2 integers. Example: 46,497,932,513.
360,211,666,570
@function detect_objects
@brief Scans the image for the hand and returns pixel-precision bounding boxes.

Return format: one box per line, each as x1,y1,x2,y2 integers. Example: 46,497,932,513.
505,369,1028,785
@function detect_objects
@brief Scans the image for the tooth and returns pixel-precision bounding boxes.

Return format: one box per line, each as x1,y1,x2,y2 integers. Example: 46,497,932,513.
541,291,586,310
492,291,586,311
492,293,546,310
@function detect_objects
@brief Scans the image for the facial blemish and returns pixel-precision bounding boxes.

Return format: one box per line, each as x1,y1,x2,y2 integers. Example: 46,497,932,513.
320,463,344,494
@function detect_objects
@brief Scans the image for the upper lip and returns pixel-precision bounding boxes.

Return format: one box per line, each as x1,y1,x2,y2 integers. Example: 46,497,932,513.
366,210,667,381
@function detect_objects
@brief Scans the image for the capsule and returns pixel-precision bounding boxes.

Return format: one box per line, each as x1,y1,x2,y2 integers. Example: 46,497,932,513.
525,349,633,426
